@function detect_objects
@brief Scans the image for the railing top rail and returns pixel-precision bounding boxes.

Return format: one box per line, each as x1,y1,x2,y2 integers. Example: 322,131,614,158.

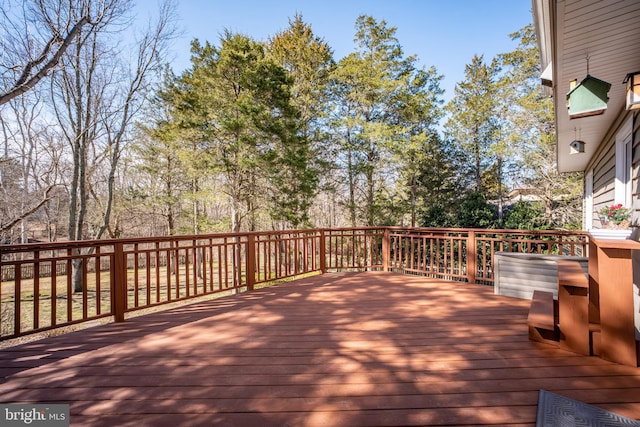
472,229,588,236
321,227,387,232
0,232,250,253
0,227,588,254
387,227,588,237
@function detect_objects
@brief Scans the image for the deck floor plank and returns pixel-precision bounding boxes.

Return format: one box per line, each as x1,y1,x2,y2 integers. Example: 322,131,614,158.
1,271,639,426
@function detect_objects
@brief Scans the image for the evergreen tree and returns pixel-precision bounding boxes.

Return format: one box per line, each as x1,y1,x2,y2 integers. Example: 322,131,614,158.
169,33,303,232
136,72,186,235
267,14,334,228
455,191,497,228
331,15,437,226
189,33,301,231
417,134,462,228
141,64,217,235
390,65,445,226
503,201,548,230
268,14,334,142
498,24,582,229
445,54,501,195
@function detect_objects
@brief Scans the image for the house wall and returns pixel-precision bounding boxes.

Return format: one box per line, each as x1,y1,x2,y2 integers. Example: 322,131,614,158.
634,117,640,220
587,112,637,228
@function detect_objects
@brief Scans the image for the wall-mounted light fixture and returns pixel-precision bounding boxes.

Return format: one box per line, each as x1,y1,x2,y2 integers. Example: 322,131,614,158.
623,71,640,110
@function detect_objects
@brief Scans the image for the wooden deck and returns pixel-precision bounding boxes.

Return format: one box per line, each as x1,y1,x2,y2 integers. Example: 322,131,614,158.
1,271,639,426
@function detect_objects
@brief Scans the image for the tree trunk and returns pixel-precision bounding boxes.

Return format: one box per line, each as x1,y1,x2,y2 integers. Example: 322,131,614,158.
346,134,357,227
72,258,84,293
474,126,482,193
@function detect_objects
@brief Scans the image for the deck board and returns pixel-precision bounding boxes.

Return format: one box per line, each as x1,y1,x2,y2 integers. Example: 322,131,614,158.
1,271,639,426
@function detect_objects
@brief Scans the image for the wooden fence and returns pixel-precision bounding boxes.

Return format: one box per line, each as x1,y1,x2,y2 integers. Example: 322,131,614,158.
0,227,588,341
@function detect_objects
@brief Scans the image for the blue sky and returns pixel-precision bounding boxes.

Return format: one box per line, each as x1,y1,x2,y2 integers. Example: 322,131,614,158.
138,0,533,101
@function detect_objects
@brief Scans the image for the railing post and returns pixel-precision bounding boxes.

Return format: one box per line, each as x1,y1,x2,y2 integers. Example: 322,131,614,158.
113,242,127,323
382,228,390,272
14,263,21,335
246,234,256,291
466,230,477,284
319,229,327,273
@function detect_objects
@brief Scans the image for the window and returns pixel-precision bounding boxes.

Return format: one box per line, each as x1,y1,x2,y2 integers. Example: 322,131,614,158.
584,170,593,230
615,117,633,207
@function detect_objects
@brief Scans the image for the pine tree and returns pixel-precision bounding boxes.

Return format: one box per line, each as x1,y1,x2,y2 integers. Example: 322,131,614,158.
331,15,435,226
445,54,501,196
153,33,303,232
267,14,334,228
135,71,187,235
499,24,582,228
391,66,445,226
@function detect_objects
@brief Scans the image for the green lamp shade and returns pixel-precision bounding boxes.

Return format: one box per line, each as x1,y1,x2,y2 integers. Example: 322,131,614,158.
566,74,611,119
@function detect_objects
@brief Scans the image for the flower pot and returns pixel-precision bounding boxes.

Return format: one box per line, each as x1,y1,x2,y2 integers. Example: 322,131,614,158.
589,228,632,240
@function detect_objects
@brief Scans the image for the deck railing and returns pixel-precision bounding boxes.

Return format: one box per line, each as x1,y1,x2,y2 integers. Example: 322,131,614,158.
0,227,587,341
386,228,588,284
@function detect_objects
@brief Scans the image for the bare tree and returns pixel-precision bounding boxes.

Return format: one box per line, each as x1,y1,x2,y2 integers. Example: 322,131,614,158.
0,0,96,105
47,0,177,291
93,2,178,240
1,0,164,242
0,88,62,241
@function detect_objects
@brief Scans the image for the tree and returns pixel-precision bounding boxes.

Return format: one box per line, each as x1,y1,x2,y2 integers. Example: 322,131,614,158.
498,24,582,228
331,15,431,226
54,0,176,246
0,0,97,106
158,32,302,232
268,14,334,228
135,71,189,235
46,0,177,291
0,0,128,241
389,66,444,226
503,200,548,230
417,134,462,228
445,54,501,195
0,90,62,241
268,14,333,145
454,191,496,228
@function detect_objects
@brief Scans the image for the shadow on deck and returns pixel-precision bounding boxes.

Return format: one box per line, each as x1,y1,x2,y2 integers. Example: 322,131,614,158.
0,272,639,426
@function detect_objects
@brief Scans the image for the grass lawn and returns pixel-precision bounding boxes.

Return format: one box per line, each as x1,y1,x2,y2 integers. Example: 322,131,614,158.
1,262,317,339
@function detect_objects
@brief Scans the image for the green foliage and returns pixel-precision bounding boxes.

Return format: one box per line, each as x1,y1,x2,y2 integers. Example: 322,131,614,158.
503,201,548,230
268,13,334,136
420,191,497,229
413,134,461,226
497,24,583,229
330,15,444,227
420,203,456,228
135,69,192,234
329,16,407,226
445,55,501,194
454,191,497,228
130,19,582,235
267,14,334,228
373,191,406,226
186,33,305,230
